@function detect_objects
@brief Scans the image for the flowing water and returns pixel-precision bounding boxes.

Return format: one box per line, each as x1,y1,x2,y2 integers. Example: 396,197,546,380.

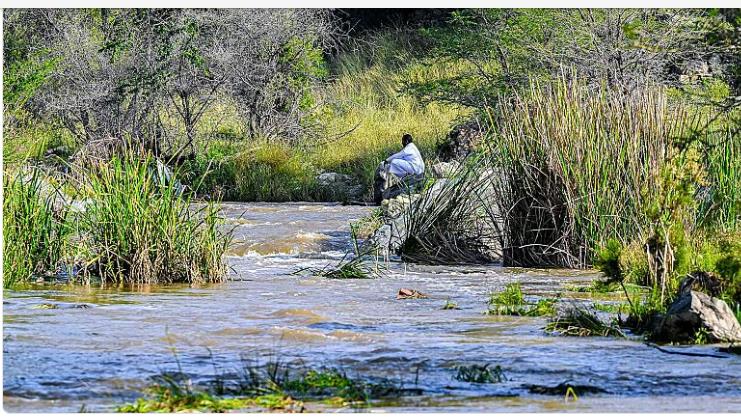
3,203,741,412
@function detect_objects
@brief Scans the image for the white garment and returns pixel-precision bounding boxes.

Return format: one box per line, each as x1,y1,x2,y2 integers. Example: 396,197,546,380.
385,143,425,177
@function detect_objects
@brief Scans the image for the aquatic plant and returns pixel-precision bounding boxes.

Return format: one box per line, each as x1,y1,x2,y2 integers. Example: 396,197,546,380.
442,299,460,310
116,374,252,413
545,305,625,338
293,251,384,279
77,152,232,284
454,364,506,383
3,168,70,288
488,283,556,317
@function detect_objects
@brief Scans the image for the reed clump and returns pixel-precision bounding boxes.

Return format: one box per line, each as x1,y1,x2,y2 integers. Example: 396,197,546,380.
2,168,70,288
545,305,625,338
77,152,232,285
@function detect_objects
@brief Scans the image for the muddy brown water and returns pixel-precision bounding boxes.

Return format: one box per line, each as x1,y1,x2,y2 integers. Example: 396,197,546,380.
3,203,741,412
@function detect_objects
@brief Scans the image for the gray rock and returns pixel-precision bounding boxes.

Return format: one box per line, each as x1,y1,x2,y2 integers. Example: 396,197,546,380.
316,171,363,200
431,161,460,179
654,291,741,343
317,172,353,186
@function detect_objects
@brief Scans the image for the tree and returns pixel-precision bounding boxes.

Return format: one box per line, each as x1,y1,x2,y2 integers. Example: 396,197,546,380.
4,9,339,156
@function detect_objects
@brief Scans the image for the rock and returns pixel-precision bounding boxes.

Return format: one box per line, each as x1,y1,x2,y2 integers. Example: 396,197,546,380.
431,161,460,179
366,216,408,256
317,172,353,186
437,120,483,162
381,193,420,218
653,291,741,343
397,288,428,299
526,382,606,395
316,171,363,200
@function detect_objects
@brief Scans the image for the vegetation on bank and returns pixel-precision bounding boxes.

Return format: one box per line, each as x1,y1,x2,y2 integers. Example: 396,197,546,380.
79,153,232,285
3,169,70,287
2,153,232,288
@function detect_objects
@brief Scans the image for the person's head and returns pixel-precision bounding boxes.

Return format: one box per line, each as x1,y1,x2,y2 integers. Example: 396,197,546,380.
402,133,413,147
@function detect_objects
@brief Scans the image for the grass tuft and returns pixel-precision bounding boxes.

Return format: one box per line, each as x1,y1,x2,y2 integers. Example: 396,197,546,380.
488,283,556,317
454,364,507,383
545,305,625,338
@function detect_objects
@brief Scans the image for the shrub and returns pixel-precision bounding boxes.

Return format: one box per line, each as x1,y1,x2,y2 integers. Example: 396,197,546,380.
78,152,232,284
2,168,70,287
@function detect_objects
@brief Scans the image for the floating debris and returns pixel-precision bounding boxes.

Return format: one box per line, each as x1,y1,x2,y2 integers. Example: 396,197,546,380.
397,288,428,299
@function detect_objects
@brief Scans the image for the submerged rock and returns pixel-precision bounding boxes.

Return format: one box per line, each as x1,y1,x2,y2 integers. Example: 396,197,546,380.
652,290,741,343
526,382,606,395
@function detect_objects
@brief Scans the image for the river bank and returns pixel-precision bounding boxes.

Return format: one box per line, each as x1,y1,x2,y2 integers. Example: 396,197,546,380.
4,203,741,412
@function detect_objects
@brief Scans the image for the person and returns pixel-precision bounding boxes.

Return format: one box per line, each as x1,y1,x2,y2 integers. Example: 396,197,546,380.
384,133,425,179
373,133,425,204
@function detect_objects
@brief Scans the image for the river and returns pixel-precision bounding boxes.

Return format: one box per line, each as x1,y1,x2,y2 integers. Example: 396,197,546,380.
3,203,741,412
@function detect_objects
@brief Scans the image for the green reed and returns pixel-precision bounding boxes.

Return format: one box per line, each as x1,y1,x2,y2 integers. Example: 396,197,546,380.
3,168,70,288
78,152,232,285
484,76,735,268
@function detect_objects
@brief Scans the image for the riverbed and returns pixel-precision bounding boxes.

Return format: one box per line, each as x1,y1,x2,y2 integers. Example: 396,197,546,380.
3,203,741,412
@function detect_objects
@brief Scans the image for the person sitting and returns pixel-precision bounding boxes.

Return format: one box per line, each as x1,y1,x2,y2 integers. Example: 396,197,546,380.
374,133,426,203
385,133,425,180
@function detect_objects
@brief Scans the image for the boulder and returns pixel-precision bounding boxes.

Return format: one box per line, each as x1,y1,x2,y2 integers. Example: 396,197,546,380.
316,171,363,200
365,216,408,257
381,193,420,218
317,172,353,186
653,290,741,343
431,161,460,179
437,120,483,162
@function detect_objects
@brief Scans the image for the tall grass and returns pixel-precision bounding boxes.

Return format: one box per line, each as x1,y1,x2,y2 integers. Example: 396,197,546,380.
78,152,232,285
483,77,722,268
3,168,70,288
398,158,499,264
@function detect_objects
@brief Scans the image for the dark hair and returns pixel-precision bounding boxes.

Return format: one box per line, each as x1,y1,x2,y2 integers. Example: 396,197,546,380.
402,133,413,146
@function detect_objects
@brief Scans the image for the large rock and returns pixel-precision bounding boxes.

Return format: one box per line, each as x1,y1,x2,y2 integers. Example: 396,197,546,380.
653,290,741,343
437,120,483,162
381,193,420,218
316,171,363,200
431,161,460,179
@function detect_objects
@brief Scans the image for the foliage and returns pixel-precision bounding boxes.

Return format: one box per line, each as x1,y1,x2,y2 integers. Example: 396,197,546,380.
488,283,556,317
116,377,250,413
4,9,337,154
398,158,498,264
3,168,70,288
293,250,384,279
483,77,737,270
77,151,232,284
408,9,715,110
454,364,506,383
545,306,625,338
